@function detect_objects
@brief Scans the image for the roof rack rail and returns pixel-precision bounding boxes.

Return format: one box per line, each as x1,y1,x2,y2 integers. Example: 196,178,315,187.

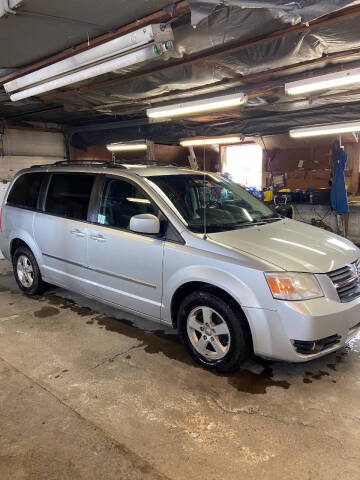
30,160,182,170
31,160,127,169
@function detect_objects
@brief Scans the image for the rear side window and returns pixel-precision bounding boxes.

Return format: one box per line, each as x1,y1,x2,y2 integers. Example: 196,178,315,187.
45,173,95,221
7,172,44,209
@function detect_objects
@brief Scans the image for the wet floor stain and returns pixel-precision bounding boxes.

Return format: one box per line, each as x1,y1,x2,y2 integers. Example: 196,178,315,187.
33,288,191,366
34,306,60,318
303,369,333,384
312,370,330,380
44,294,94,317
92,314,189,364
227,364,291,394
0,271,13,277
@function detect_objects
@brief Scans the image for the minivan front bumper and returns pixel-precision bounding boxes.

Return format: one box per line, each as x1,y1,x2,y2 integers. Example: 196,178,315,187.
243,296,360,362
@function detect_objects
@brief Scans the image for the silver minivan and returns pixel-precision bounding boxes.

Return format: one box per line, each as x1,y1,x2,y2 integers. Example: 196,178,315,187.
1,162,360,372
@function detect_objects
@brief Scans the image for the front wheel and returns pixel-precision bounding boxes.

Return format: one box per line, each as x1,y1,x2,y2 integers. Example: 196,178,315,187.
13,246,45,296
178,290,251,372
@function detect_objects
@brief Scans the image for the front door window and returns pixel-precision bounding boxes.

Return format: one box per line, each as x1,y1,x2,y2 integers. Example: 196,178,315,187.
98,178,157,230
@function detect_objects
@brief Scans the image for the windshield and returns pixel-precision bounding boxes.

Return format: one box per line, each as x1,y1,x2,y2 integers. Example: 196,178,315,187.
146,173,275,233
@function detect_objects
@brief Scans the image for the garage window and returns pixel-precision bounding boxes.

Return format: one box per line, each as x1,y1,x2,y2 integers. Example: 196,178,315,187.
7,172,44,209
45,173,95,221
223,144,263,190
98,178,157,230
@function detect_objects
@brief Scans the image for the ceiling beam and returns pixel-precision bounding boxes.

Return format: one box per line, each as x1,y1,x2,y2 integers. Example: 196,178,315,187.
67,48,360,114
0,0,190,85
38,2,360,102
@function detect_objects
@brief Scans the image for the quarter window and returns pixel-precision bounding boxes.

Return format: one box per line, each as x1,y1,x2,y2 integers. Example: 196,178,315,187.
98,178,157,230
7,172,44,209
45,173,95,221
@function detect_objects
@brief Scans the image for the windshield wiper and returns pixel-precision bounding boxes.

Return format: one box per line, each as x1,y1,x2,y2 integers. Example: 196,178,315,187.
207,222,258,232
253,217,281,223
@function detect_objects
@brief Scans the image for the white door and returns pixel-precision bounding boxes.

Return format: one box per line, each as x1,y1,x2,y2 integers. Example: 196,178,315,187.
86,176,164,319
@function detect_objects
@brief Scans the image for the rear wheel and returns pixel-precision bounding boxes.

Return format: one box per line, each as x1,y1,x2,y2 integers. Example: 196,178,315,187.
178,289,251,372
13,246,45,295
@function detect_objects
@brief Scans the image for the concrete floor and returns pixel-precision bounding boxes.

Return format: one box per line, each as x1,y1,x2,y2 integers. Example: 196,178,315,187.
0,260,360,480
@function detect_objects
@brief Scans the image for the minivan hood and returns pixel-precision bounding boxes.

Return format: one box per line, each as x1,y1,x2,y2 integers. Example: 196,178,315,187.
208,218,359,273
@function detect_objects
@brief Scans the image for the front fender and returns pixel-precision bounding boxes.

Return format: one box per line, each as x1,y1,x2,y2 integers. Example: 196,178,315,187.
163,264,266,324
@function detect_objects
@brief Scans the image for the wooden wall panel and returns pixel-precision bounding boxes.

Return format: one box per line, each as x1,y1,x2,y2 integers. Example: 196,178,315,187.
264,138,360,194
72,144,220,171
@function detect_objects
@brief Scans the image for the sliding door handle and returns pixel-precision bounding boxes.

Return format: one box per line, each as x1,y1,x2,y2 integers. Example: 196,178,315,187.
70,228,85,237
90,234,106,242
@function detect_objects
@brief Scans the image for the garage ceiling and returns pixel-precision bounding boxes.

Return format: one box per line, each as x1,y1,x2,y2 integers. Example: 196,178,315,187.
2,0,360,147
0,0,174,68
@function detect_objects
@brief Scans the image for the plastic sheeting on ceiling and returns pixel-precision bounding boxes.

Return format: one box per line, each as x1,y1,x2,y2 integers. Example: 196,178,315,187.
188,0,360,25
61,5,360,116
3,0,360,144
69,99,360,148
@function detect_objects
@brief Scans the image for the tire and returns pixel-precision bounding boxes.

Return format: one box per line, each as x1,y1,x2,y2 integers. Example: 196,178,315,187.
13,246,45,296
178,289,251,373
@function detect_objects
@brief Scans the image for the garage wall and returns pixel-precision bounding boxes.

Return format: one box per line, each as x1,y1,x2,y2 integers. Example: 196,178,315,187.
0,127,66,181
261,134,360,194
72,144,219,171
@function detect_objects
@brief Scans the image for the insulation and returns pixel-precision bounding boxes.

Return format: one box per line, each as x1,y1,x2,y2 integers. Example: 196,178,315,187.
69,98,360,147
62,5,360,116
188,0,360,25
2,1,360,144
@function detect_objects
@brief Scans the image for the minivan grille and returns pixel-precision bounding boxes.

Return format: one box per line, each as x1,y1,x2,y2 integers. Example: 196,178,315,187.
328,260,360,303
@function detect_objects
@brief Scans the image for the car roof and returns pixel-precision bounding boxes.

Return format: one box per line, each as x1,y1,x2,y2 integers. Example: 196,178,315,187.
26,163,202,178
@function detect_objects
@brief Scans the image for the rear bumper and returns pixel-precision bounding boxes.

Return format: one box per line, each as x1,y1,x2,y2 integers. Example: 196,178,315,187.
244,296,360,362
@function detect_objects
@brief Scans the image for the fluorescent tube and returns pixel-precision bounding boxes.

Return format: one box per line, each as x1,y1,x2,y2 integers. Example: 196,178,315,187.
285,67,360,95
10,46,161,101
290,121,360,138
107,143,148,151
5,25,172,94
147,93,247,119
180,137,242,146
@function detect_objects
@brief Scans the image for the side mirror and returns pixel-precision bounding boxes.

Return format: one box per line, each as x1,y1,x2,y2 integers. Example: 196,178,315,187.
130,214,160,235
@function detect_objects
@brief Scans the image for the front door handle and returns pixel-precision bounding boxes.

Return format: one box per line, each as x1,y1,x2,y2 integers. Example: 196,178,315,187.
90,234,106,242
70,228,85,238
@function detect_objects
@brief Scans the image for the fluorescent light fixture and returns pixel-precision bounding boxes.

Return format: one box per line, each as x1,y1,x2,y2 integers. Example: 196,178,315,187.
5,25,171,94
7,24,173,101
285,67,360,96
290,121,360,138
147,93,247,119
180,136,242,146
10,46,165,102
107,143,148,151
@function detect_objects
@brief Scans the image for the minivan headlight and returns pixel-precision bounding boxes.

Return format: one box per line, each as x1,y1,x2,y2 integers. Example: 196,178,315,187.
265,272,323,301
